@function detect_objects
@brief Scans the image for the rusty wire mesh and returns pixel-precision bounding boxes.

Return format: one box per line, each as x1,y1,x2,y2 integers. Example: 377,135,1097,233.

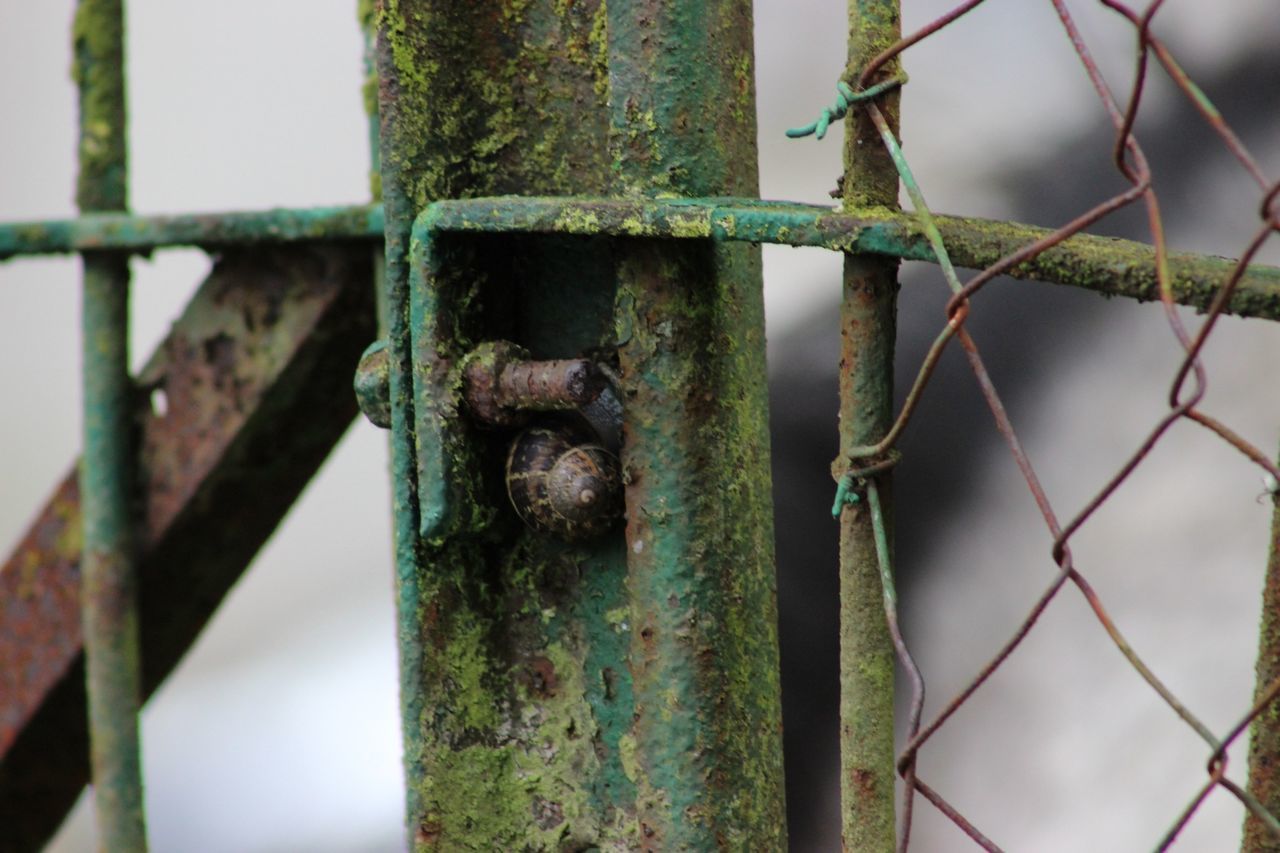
823,1,1280,849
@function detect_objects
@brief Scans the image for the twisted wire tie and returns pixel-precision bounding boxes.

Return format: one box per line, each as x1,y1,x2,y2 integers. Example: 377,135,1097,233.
786,74,909,140
831,450,903,518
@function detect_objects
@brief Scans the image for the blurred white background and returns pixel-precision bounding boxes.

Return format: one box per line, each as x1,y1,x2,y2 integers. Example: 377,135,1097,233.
3,1,1279,850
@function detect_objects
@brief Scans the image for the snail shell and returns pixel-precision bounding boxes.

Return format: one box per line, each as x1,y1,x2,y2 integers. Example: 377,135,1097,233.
505,420,622,541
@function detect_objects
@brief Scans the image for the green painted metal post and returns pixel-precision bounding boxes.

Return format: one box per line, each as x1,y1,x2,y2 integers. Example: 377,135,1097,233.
838,1,903,850
607,3,786,847
373,0,784,847
375,4,633,848
74,0,148,849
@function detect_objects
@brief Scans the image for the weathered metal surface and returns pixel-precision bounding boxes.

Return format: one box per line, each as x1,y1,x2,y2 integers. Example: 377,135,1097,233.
354,339,392,428
0,246,374,851
606,1,786,847
414,196,1280,320
6,197,1280,319
614,239,786,848
79,256,146,852
839,1,902,850
1245,492,1280,852
0,204,384,260
375,1,633,848
74,0,147,846
461,341,605,427
376,0,784,847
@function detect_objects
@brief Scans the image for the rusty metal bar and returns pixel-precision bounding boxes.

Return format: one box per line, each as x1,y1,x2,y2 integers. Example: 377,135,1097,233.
0,246,374,851
605,2,786,846
1244,488,1280,851
374,3,636,848
374,0,786,846
5,198,1280,321
414,197,1280,321
0,204,383,260
73,0,147,847
838,1,902,850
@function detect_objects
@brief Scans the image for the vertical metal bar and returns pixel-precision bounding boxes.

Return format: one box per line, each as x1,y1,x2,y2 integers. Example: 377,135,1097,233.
839,1,903,850
1243,491,1280,851
74,0,147,849
608,2,787,847
375,1,783,846
356,0,385,332
375,4,630,848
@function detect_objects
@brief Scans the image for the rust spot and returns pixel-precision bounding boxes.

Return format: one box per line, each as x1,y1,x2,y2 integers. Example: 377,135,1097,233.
849,767,878,804
520,655,559,698
416,820,443,845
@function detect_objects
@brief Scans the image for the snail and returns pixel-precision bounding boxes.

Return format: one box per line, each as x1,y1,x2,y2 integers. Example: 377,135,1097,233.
505,418,623,541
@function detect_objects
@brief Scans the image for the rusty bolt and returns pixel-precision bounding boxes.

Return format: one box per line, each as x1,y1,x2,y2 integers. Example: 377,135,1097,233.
462,340,607,427
354,339,392,429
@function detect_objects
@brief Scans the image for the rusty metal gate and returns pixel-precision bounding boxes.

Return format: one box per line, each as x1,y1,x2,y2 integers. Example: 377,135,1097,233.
3,0,1280,850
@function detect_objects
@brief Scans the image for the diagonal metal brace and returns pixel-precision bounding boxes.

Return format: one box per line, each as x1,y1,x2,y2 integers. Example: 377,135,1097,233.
0,245,375,851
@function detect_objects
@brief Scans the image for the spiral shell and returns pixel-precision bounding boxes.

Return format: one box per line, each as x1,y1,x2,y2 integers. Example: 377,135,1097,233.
505,420,622,541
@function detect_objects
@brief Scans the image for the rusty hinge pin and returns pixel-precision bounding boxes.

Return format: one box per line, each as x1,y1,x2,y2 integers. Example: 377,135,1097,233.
355,339,606,431
462,341,606,427
470,359,604,421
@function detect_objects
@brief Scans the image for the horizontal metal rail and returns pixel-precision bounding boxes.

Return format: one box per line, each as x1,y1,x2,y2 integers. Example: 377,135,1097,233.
0,205,385,259
4,197,1279,320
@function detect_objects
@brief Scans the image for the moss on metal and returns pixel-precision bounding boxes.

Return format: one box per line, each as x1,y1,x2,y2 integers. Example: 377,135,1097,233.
615,239,785,849
72,0,128,212
376,1,787,847
376,0,611,210
399,196,1280,319
0,205,385,260
376,2,638,848
357,0,382,201
606,2,786,847
73,0,148,848
6,197,1278,318
841,2,901,212
1244,494,1280,852
606,1,759,197
838,1,901,850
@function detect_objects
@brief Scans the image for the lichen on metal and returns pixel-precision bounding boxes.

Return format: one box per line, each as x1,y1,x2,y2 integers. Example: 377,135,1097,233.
412,196,1280,320
376,1,786,848
606,2,786,847
0,247,375,850
837,1,903,849
5,198,1280,319
375,1,637,847
1245,493,1280,851
0,204,384,260
74,0,148,847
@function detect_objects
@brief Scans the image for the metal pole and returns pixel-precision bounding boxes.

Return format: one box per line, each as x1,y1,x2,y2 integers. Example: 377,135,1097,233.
839,1,903,850
607,3,786,846
374,4,632,848
1243,491,1280,851
374,1,784,847
74,0,147,849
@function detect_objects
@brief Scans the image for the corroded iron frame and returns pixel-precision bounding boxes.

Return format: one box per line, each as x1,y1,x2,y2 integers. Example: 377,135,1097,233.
4,0,1280,850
